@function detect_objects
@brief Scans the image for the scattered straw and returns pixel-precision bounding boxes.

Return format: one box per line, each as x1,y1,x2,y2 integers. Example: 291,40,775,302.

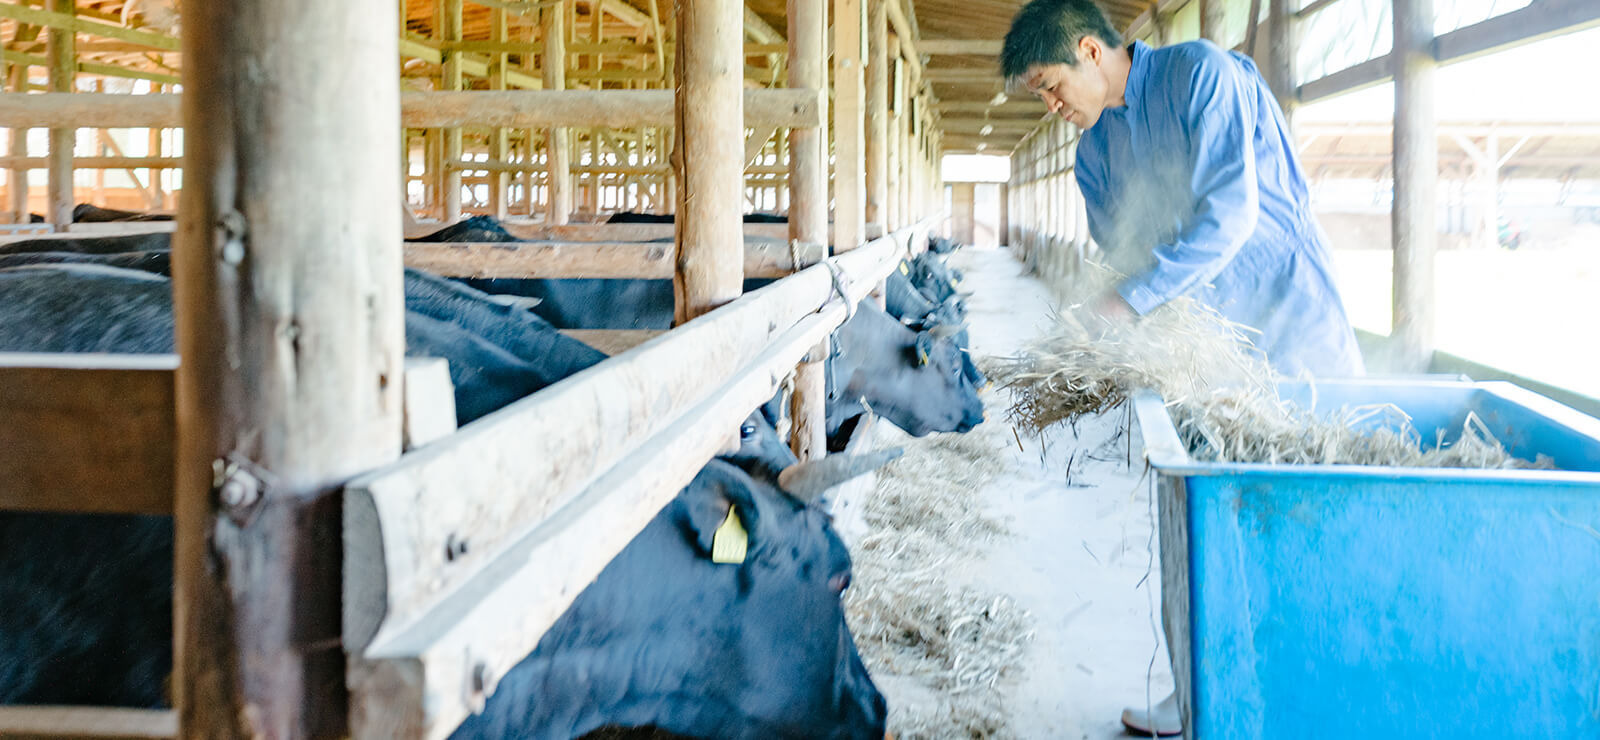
992,263,1553,470
844,421,1035,739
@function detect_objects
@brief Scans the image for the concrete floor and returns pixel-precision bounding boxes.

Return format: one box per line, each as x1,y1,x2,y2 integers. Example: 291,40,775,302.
885,246,1175,739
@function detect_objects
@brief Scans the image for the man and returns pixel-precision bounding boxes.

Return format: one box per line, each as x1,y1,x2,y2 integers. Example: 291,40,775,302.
1001,0,1364,735
1002,0,1363,379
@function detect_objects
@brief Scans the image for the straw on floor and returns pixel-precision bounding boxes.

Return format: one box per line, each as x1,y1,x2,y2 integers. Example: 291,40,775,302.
843,418,1035,739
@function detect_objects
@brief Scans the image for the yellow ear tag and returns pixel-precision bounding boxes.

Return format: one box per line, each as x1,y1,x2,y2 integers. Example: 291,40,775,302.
899,263,910,275
711,505,748,564
917,346,930,365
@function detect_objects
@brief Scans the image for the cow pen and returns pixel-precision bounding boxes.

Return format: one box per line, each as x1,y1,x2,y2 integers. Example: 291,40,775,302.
0,0,947,736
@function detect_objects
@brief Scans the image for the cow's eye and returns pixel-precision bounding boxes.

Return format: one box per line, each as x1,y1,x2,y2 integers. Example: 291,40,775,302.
740,422,758,439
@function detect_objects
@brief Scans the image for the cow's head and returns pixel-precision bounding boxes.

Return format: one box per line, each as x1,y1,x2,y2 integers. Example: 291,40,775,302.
832,303,985,438
454,457,891,740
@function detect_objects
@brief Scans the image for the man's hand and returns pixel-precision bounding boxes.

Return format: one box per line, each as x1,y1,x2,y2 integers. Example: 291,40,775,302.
1074,288,1137,336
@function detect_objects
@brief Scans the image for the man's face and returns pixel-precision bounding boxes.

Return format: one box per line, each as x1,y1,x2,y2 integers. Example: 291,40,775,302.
1021,39,1112,129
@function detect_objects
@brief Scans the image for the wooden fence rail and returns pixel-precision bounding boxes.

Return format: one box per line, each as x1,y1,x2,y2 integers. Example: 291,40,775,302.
0,90,823,130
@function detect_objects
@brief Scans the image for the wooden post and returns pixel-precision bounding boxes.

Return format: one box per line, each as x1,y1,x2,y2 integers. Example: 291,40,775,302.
672,0,743,324
1391,0,1435,371
488,7,509,220
7,105,25,223
1266,0,1297,129
544,2,572,224
441,0,464,222
1201,0,1228,45
832,0,864,252
788,0,827,460
175,0,403,735
46,0,73,231
865,0,888,229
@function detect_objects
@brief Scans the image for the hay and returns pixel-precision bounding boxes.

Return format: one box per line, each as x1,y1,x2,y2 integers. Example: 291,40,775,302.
844,422,1035,739
992,264,1553,470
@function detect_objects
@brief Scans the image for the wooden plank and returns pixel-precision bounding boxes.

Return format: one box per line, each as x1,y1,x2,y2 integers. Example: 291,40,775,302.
501,221,791,241
344,233,905,738
559,329,665,355
402,358,457,451
0,89,824,131
0,706,176,740
343,233,902,657
1390,0,1436,373
174,0,405,735
401,239,824,278
0,353,175,516
917,39,1002,55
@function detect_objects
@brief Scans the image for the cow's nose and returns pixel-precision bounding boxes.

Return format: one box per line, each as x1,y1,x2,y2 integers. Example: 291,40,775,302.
829,572,852,593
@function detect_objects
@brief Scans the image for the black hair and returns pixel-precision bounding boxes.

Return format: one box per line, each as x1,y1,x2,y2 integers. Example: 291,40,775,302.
1001,0,1124,79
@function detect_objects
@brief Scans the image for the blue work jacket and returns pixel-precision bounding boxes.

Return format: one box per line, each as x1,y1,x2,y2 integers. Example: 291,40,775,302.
1075,39,1365,378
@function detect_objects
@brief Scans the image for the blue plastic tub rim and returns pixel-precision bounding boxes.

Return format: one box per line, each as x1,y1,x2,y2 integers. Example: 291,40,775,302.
1131,378,1600,484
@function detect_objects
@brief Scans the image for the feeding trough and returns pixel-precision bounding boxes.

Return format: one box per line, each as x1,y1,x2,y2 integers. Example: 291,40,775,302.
1133,378,1600,738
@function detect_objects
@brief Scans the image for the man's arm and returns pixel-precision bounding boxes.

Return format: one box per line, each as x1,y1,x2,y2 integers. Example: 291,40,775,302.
1116,48,1262,316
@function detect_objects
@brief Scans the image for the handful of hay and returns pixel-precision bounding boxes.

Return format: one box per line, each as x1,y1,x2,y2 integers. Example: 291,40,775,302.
992,265,1552,470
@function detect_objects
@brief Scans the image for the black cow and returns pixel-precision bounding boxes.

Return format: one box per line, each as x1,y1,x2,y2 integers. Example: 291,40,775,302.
906,252,965,305
926,235,961,254
453,454,892,740
0,263,891,739
407,216,983,443
70,203,174,222
605,211,788,224
828,299,984,438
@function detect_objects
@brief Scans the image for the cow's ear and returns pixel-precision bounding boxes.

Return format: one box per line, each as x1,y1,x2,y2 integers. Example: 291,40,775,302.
913,332,934,366
677,466,761,562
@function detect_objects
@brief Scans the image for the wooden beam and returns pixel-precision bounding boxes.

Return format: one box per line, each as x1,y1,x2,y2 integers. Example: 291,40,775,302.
769,133,834,509
1390,0,1436,372
442,0,464,222
401,239,825,279
1433,0,1600,64
673,0,744,323
45,0,72,232
543,3,571,225
0,353,175,516
926,68,1001,85
558,329,665,355
865,0,888,228
0,89,825,130
1298,0,1600,104
0,2,180,51
918,39,1002,55
0,155,184,169
1266,0,1296,125
503,221,792,241
0,706,175,740
175,0,404,735
833,0,864,252
343,234,905,740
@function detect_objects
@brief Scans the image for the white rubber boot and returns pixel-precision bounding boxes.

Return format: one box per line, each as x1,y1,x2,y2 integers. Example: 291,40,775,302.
1120,691,1182,737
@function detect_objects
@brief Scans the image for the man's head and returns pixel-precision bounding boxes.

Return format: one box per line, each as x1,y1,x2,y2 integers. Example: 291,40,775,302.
1002,0,1127,129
